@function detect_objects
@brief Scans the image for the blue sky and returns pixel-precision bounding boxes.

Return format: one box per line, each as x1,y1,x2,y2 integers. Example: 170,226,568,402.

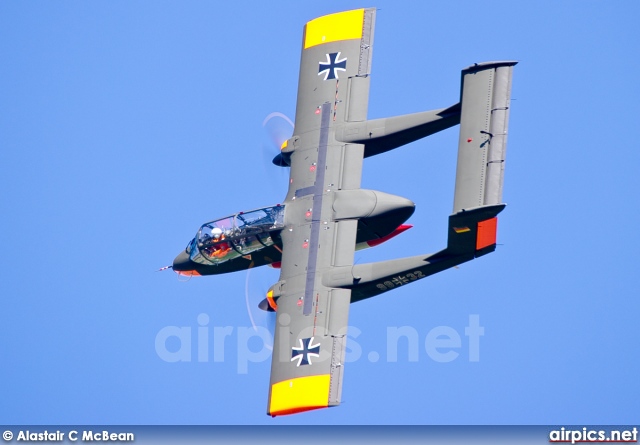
1,1,639,425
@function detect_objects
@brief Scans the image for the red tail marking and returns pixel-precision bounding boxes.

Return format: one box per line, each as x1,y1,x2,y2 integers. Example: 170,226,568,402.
476,217,498,250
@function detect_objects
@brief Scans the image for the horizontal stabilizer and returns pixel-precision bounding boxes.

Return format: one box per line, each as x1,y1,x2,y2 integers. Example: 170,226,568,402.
454,61,516,213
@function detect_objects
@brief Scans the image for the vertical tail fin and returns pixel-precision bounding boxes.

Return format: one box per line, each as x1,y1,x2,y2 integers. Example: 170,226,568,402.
453,61,517,213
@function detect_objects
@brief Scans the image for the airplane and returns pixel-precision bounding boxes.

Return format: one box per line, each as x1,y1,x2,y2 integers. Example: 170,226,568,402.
169,8,516,416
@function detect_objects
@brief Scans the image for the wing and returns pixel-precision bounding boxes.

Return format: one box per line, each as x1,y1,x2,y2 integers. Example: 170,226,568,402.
266,8,376,416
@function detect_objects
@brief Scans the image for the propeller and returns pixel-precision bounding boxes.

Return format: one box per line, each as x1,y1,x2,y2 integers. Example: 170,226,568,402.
262,112,294,168
241,113,293,344
244,264,279,351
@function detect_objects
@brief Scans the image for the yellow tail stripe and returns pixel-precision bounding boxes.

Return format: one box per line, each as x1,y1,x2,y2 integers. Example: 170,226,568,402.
304,9,364,49
269,374,330,416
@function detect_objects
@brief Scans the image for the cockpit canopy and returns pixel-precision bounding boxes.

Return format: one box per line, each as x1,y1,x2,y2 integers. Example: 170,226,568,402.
187,205,285,265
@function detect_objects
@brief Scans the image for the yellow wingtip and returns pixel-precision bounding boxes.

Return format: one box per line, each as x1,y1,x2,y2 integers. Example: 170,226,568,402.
304,9,364,49
269,374,330,416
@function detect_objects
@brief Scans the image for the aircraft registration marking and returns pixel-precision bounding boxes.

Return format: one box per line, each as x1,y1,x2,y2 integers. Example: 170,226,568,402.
375,270,425,292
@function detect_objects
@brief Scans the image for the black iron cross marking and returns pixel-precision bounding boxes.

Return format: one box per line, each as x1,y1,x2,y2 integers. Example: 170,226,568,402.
318,52,347,80
291,337,321,366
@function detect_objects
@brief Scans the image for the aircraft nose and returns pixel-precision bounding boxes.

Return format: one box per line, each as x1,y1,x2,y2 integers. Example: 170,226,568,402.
172,250,192,271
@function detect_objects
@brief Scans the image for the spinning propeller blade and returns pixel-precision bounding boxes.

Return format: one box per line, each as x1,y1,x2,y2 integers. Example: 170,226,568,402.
244,265,278,350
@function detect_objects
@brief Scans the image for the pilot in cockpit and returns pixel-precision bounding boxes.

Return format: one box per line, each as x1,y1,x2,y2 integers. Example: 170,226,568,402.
210,227,231,258
211,227,223,241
